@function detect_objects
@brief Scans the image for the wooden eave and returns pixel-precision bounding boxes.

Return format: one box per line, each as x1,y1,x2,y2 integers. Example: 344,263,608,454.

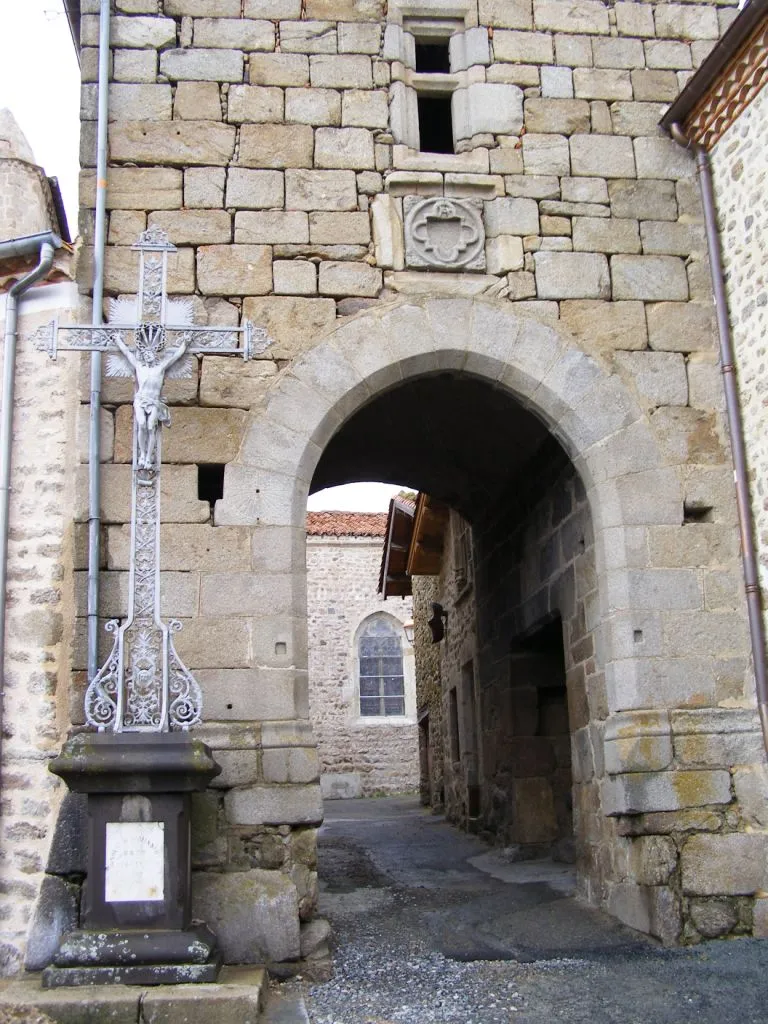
379,497,416,598
406,493,449,577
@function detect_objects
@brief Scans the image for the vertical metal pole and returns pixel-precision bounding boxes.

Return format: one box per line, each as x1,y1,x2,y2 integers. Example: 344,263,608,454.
87,0,111,682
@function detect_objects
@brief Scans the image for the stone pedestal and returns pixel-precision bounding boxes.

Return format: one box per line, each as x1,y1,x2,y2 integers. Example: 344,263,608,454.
43,732,222,988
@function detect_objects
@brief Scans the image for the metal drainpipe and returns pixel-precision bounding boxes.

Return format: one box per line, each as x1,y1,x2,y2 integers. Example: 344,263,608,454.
669,122,768,754
0,232,61,760
87,0,111,683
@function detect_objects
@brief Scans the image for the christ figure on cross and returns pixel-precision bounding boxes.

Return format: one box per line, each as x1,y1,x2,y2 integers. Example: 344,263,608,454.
111,330,190,470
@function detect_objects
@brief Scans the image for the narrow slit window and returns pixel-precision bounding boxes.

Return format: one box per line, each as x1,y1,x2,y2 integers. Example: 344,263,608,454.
415,41,450,73
418,94,454,154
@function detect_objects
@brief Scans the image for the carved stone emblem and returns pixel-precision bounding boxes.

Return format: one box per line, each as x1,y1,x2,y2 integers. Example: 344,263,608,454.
404,196,486,271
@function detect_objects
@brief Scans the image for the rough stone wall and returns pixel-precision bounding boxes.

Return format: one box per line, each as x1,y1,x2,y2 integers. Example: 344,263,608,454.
711,83,768,638
0,285,80,972
307,534,418,797
412,575,443,808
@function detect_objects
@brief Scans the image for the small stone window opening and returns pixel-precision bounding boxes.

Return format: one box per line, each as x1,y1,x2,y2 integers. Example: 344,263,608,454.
413,33,456,154
197,464,225,508
358,617,406,717
415,40,450,73
453,514,473,593
418,94,455,154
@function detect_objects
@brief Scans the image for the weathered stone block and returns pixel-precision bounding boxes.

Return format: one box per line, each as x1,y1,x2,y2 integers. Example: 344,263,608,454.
540,65,574,98
534,0,610,35
273,260,317,295
173,618,252,669
485,235,524,273
645,40,692,71
655,3,719,41
640,220,706,258
628,835,678,886
309,211,370,243
608,882,680,943
148,209,231,244
681,834,768,895
613,351,688,407
77,464,208,525
160,47,244,82
109,120,236,165
241,295,337,359
235,211,309,244
142,969,264,1023
524,98,590,134
285,87,341,126
318,261,382,297
616,1,654,37
611,255,688,301
250,53,310,86
608,179,677,221
733,765,768,828
225,785,323,826
112,47,156,84
342,89,388,128
310,54,373,89
82,167,183,210
280,20,337,54
238,123,314,168
635,136,695,180
338,22,381,54
573,68,632,101
193,16,275,50
175,81,223,121
200,356,278,407
104,83,172,122
647,302,716,352
225,168,284,209
485,196,539,237
285,169,358,210
227,85,283,123
93,245,195,293
315,126,375,169
479,0,533,29
631,70,680,103
197,244,272,295
114,405,247,464
606,770,732,815
604,711,673,774
570,134,635,178
453,82,524,138
263,748,320,784
521,133,570,176
192,869,300,962
534,251,610,299
572,217,641,254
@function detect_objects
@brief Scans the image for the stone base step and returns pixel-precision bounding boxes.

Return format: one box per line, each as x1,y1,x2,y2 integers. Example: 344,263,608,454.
261,989,311,1024
0,965,266,1024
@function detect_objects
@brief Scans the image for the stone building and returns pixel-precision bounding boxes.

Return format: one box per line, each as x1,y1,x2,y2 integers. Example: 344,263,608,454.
306,509,418,798
0,0,766,978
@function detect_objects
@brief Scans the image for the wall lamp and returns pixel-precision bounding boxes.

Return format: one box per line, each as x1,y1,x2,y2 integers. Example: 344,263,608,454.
403,620,415,645
428,603,448,644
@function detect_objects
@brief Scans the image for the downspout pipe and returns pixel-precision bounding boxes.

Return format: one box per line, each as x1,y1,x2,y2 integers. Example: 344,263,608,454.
87,0,111,683
668,122,768,754
0,231,61,757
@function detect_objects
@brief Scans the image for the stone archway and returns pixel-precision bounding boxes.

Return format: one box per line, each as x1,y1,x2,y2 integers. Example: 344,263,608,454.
215,295,759,943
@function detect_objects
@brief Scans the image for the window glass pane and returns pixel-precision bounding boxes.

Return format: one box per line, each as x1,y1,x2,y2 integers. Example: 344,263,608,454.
381,657,402,676
359,657,378,678
360,678,380,697
384,697,405,716
360,696,382,716
383,676,404,696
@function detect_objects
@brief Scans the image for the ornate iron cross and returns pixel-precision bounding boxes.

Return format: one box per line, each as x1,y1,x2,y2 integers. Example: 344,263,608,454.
33,227,269,733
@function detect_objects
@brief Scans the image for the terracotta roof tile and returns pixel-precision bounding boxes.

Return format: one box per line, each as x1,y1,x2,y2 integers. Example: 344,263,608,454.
306,511,389,537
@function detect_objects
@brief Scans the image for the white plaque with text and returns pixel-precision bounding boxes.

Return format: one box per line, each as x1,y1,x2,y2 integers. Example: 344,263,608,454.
105,821,165,903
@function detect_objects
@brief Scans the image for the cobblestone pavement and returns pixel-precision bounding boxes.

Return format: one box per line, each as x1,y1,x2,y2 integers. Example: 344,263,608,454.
278,796,768,1024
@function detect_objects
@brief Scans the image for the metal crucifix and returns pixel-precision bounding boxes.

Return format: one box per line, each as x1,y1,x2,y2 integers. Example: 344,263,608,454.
33,227,269,733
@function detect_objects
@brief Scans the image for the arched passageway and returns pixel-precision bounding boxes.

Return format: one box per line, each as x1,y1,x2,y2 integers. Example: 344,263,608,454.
216,294,757,941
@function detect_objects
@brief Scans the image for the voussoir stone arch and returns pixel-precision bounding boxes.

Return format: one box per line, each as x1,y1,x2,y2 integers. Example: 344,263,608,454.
216,294,687,723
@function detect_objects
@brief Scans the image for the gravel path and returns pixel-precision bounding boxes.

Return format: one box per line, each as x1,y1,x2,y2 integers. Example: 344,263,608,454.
277,797,768,1024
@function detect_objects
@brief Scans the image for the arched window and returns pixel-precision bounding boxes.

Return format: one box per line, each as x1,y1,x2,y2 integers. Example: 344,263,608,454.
358,617,405,717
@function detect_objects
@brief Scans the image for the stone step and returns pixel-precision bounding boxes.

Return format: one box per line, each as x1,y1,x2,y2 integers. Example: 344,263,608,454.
0,965,266,1024
261,989,311,1024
